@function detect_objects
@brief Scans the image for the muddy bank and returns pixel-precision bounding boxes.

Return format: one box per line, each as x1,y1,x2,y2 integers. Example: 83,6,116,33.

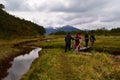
0,46,33,79
74,47,120,55
93,47,120,55
13,38,52,47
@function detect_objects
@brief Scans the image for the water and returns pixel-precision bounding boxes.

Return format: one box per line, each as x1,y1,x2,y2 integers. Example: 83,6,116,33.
3,48,42,80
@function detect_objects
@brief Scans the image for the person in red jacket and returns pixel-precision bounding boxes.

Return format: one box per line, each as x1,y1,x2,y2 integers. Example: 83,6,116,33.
74,33,81,49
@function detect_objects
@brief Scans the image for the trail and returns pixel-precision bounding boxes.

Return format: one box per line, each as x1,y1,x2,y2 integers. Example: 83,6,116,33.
56,53,78,80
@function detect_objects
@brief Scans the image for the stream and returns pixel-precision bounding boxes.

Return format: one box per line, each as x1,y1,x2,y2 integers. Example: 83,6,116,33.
3,47,42,80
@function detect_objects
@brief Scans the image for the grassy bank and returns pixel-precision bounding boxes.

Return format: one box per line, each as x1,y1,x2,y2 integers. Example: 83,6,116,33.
0,36,44,61
21,49,120,80
0,36,46,79
21,35,120,80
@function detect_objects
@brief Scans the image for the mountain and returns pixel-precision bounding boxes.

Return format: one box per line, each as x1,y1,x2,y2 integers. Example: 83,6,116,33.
0,9,45,39
57,25,80,32
45,27,57,34
45,25,80,34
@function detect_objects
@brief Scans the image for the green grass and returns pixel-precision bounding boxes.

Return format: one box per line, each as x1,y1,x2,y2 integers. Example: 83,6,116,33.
0,36,44,61
93,36,120,54
21,50,120,80
21,35,120,80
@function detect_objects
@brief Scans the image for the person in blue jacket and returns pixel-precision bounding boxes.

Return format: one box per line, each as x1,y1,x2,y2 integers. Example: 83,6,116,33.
65,32,74,52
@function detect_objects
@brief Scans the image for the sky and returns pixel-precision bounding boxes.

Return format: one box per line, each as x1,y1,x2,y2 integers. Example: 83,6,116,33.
1,0,120,29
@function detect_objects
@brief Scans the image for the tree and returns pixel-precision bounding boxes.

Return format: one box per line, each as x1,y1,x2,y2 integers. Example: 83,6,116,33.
0,4,5,9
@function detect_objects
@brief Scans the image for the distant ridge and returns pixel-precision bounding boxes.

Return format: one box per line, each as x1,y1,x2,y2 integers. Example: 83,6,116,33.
45,25,80,34
45,27,57,34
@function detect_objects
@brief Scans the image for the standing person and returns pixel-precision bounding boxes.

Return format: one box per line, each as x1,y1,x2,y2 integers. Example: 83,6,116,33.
90,34,96,47
74,33,81,50
65,32,74,52
84,33,89,47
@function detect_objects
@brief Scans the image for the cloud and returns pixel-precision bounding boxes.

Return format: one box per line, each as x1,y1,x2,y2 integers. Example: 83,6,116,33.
100,10,120,22
1,0,120,29
2,0,109,12
49,0,109,13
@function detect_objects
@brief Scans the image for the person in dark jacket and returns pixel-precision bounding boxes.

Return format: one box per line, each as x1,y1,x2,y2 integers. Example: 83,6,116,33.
90,34,96,47
84,33,89,47
65,32,74,52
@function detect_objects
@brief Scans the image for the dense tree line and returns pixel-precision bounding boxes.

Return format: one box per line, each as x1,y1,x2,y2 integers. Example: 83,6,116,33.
50,27,120,36
0,4,45,39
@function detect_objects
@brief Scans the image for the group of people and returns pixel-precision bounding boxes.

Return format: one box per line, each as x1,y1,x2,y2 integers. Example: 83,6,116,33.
65,32,96,52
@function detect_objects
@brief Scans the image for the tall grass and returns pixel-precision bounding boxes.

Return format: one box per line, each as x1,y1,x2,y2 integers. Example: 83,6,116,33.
21,35,120,80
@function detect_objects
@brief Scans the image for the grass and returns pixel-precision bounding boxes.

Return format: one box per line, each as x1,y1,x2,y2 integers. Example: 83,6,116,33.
0,45,20,61
0,36,44,60
21,35,120,80
93,36,120,54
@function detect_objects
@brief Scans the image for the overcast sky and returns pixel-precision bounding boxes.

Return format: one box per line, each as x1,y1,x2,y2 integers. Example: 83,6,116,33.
1,0,120,29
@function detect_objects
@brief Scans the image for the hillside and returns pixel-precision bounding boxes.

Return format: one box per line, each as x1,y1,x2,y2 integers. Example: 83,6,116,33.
45,25,80,34
0,9,45,39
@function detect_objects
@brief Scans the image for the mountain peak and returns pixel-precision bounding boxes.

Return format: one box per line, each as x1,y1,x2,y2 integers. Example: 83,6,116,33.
45,25,80,34
62,25,72,27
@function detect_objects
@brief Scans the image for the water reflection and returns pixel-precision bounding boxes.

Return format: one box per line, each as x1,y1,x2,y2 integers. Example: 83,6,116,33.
3,48,41,80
